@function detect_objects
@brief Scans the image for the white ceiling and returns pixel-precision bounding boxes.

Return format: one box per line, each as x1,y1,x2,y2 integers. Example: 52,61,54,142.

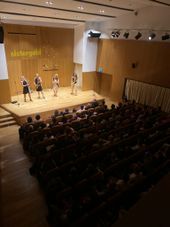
0,0,170,32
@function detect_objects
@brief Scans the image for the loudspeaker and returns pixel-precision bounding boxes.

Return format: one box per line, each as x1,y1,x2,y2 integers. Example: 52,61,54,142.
0,27,4,43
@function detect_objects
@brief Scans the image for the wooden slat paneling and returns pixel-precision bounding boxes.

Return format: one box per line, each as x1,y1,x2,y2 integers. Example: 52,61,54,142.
4,24,74,96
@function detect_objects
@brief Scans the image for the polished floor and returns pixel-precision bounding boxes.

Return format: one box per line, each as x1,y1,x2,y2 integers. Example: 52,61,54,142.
0,125,49,227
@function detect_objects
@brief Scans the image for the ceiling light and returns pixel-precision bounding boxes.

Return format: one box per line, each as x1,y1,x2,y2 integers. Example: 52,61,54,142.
135,32,142,40
123,32,129,39
45,1,53,5
78,6,84,10
162,33,170,40
111,31,120,38
148,33,156,40
99,9,105,13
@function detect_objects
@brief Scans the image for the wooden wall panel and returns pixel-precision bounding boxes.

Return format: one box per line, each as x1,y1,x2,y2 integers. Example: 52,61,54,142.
82,72,96,91
99,73,112,97
4,24,74,96
97,39,170,102
7,60,22,95
82,72,112,98
0,80,11,104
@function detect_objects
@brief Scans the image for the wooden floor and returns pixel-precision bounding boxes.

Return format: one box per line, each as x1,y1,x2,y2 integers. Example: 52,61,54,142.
0,125,49,227
1,87,104,124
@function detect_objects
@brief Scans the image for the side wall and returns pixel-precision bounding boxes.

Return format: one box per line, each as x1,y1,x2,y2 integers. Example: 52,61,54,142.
4,24,74,96
97,39,170,102
82,72,112,97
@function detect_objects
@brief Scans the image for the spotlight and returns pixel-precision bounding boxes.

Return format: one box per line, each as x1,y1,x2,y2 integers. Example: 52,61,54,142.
123,32,129,39
162,34,170,40
148,33,156,40
88,30,101,38
135,32,142,40
111,31,120,38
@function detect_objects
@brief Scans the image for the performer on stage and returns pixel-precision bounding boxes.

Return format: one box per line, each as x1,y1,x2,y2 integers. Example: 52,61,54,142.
34,73,45,99
52,73,59,96
21,76,32,102
71,72,78,95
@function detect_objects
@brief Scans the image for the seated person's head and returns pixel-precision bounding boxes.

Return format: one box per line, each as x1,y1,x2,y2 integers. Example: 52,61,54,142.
35,114,41,121
54,110,59,117
65,108,69,114
51,115,56,124
62,115,67,123
27,116,33,123
111,104,115,110
72,108,77,113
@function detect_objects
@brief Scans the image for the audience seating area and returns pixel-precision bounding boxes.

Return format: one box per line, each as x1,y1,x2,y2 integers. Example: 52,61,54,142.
19,99,170,227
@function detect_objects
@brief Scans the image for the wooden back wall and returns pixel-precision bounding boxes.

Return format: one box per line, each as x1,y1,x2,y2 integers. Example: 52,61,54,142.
4,24,74,96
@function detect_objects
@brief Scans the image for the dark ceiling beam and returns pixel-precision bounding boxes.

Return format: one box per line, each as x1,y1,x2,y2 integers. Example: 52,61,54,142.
0,11,86,23
73,0,134,12
150,0,170,6
0,0,116,18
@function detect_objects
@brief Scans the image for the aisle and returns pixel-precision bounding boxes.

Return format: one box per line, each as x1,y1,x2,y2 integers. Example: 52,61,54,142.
0,125,49,227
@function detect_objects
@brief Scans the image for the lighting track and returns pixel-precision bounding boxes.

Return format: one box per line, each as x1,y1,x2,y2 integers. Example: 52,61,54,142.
0,0,116,18
73,0,134,12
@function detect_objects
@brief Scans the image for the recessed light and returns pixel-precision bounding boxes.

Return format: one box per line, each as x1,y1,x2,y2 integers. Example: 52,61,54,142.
2,16,7,19
78,6,84,10
45,1,53,5
99,9,105,13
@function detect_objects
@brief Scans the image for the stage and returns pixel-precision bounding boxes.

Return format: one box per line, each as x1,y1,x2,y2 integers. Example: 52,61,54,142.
1,87,104,124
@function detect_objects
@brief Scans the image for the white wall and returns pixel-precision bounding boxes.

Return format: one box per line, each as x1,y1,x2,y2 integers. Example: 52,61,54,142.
73,24,84,64
74,23,99,73
82,30,98,72
0,44,8,80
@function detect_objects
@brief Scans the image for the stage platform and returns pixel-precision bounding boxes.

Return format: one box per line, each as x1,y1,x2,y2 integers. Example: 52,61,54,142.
1,87,104,124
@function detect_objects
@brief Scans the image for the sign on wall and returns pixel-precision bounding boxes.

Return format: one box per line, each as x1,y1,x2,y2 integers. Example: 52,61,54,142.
10,48,41,58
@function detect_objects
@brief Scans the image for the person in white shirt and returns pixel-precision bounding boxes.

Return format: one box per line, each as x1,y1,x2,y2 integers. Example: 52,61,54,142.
52,74,59,96
71,72,78,95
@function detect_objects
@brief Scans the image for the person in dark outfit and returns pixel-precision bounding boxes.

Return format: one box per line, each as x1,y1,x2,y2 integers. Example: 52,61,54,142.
34,73,45,99
21,76,32,102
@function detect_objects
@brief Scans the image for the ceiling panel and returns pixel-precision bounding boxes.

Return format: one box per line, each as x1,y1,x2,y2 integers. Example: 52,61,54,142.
0,0,169,31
